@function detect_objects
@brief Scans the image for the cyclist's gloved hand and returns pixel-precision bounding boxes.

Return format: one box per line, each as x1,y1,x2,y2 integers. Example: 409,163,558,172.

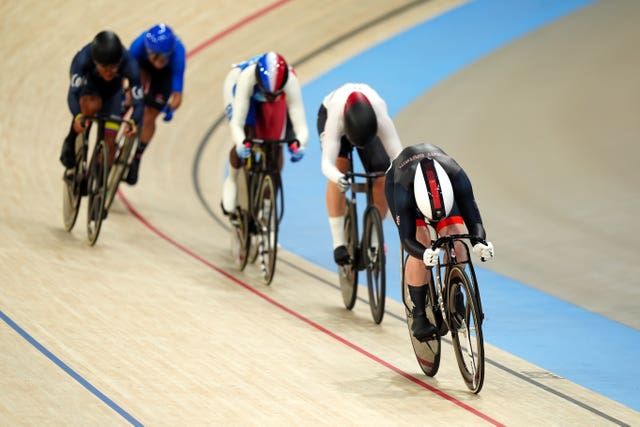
288,140,304,162
162,105,173,122
423,248,440,267
472,241,494,261
236,139,252,159
337,176,351,192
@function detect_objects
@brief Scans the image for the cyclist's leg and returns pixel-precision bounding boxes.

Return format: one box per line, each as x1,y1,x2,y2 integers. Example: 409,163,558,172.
406,219,439,340
128,66,170,184
358,136,390,218
325,138,352,265
221,91,257,214
436,211,468,318
101,89,125,167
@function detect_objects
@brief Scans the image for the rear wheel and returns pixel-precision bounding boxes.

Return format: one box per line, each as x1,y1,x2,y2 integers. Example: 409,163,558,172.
402,253,441,377
232,166,252,270
86,140,109,245
105,134,136,210
363,206,385,324
448,265,485,393
62,134,86,231
230,207,251,270
338,201,358,310
257,174,278,285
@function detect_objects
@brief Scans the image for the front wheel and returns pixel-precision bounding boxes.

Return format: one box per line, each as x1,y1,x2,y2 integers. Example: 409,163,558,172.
62,134,86,231
338,200,358,310
257,174,278,285
362,206,386,324
86,140,109,245
448,265,485,393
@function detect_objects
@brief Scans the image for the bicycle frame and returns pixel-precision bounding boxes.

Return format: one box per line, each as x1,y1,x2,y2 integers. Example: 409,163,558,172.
431,234,485,328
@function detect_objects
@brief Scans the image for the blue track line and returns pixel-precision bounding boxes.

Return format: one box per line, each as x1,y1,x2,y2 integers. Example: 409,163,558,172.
0,309,143,426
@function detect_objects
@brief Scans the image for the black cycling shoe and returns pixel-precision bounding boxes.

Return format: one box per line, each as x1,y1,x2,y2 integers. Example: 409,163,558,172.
220,201,239,226
60,136,76,169
411,310,438,342
125,158,140,185
333,245,351,266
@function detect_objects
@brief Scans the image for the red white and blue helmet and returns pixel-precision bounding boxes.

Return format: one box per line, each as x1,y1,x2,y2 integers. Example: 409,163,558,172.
413,157,454,221
144,24,176,55
254,52,289,97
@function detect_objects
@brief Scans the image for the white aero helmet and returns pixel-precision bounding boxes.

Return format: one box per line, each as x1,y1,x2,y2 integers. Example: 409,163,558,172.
413,157,454,221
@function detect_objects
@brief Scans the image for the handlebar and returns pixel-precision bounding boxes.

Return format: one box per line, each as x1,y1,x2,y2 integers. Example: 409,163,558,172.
344,171,386,180
245,138,299,146
431,234,486,251
80,114,135,127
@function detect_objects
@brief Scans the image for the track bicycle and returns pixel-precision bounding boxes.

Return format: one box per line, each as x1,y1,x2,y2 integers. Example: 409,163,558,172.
401,233,487,393
230,137,296,285
62,114,135,245
338,154,387,324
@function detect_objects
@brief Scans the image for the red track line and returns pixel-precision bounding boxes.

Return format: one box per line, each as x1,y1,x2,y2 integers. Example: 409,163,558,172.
117,3,505,425
186,0,292,59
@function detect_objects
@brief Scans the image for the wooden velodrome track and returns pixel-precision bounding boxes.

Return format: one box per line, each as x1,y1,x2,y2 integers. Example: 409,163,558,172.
1,0,638,425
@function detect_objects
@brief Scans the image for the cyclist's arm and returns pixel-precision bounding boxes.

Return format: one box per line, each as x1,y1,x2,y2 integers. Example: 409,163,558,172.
120,51,144,125
375,107,403,160
169,40,186,106
67,47,90,117
283,71,309,149
451,170,487,244
320,104,345,183
229,66,254,147
393,183,427,259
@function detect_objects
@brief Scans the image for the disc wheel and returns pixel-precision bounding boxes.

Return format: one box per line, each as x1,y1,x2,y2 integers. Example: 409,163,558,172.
402,254,441,377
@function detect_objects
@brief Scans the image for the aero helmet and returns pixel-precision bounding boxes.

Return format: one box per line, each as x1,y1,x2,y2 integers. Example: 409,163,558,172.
90,31,123,65
343,92,377,148
413,157,454,221
255,52,289,97
145,24,176,55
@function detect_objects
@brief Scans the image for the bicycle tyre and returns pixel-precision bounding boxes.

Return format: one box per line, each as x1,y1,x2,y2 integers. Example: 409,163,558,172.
86,140,109,246
233,166,252,270
257,174,278,285
231,207,251,270
338,200,358,310
448,265,485,393
402,254,441,377
62,134,86,231
247,169,261,265
105,135,137,210
362,206,386,324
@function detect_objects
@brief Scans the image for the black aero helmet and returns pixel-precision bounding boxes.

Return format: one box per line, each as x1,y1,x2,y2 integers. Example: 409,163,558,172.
343,91,377,148
90,30,123,65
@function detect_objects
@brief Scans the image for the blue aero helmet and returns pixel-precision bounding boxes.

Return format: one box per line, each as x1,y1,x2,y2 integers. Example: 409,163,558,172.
145,24,176,55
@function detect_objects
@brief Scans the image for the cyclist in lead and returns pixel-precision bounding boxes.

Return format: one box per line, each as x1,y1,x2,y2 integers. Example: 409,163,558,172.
385,143,494,341
127,23,186,185
220,51,309,217
60,30,143,170
318,83,402,266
